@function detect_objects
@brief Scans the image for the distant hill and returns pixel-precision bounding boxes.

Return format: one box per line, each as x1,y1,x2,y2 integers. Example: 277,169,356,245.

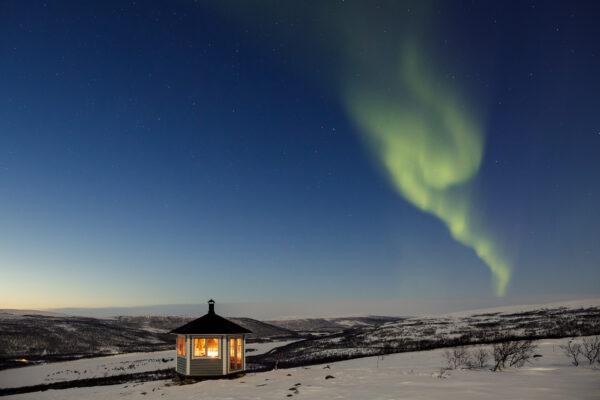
114,315,297,340
229,318,298,340
0,310,65,318
0,313,173,370
266,316,404,333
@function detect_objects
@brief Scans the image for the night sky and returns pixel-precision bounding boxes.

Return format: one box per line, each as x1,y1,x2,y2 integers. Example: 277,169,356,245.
1,1,599,311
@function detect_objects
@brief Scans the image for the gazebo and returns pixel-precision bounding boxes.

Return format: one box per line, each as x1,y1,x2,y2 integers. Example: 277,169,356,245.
170,299,252,377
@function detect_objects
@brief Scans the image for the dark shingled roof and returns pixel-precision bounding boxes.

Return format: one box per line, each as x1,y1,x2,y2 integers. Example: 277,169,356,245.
170,300,252,335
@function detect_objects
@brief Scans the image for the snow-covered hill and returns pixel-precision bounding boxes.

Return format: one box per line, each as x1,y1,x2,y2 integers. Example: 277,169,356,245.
0,310,66,318
0,314,174,370
267,316,404,334
229,318,298,340
254,301,600,368
115,315,297,340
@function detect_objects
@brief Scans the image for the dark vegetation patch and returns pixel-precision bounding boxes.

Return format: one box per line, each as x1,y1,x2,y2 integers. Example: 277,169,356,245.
0,316,174,370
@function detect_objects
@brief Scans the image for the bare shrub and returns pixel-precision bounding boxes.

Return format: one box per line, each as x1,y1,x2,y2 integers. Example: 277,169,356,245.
492,340,538,371
560,339,582,366
470,347,490,369
443,346,470,369
580,336,600,365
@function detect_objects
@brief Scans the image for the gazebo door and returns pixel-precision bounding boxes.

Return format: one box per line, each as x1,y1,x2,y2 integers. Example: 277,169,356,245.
229,337,242,371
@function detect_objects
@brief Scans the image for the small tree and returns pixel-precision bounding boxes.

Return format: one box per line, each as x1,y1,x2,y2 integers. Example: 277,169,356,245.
581,336,600,366
470,347,490,369
560,339,582,366
492,340,537,371
443,346,470,369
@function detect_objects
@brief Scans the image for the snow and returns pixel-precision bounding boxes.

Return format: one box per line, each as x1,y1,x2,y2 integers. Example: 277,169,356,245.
441,298,600,318
3,337,599,399
0,341,299,389
331,318,370,327
245,340,301,356
0,350,175,389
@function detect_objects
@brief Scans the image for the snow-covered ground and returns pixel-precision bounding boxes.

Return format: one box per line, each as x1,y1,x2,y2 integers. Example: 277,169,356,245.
3,337,599,399
0,340,299,389
0,350,174,389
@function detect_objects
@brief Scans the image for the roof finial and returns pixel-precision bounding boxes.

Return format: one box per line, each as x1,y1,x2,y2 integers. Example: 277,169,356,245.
208,299,215,314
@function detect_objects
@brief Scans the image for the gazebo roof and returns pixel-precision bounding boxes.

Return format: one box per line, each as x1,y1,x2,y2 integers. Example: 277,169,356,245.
170,299,252,335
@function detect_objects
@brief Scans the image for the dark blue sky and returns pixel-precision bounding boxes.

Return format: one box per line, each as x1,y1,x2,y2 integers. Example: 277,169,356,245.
1,1,599,311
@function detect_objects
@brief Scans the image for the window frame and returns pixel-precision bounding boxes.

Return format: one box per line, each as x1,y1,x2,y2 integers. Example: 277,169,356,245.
191,336,221,359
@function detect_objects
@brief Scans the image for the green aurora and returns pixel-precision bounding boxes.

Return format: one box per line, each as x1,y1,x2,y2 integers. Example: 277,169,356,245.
343,41,511,296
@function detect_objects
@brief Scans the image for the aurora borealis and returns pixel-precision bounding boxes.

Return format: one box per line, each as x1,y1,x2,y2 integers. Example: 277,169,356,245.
344,45,510,296
1,1,599,311
333,5,511,295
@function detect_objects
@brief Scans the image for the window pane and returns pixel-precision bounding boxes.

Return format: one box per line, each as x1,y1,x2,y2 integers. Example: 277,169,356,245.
177,336,186,357
229,338,235,369
206,338,219,358
193,338,206,357
236,338,242,368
